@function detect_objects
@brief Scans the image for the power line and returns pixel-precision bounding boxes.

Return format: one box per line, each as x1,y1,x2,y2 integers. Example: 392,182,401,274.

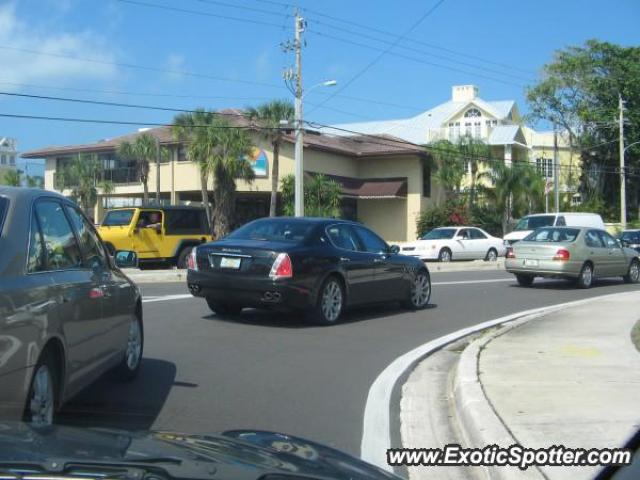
113,0,289,29
308,0,447,114
306,21,533,83
189,0,289,18
301,7,536,76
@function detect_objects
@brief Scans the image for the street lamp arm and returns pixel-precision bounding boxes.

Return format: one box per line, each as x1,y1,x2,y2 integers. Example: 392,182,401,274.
623,140,640,153
302,80,337,100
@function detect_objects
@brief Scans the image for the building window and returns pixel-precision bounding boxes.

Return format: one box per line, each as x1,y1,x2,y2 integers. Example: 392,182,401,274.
422,160,431,197
0,155,5,165
492,120,498,126
464,108,482,118
474,121,481,138
454,122,460,139
9,155,15,165
464,122,472,136
177,145,188,162
571,194,582,206
536,157,553,178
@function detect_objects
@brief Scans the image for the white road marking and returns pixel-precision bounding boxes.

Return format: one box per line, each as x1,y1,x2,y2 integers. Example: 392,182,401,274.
432,278,513,286
142,294,193,303
359,293,636,471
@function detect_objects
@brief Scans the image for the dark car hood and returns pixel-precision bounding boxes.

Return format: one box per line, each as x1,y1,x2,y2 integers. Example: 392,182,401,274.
0,422,400,480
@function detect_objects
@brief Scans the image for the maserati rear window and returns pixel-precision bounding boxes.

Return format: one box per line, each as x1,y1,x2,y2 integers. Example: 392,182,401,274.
524,228,580,242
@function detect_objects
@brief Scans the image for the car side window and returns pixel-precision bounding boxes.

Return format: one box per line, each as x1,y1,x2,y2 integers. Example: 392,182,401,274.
35,200,82,270
137,210,163,229
326,224,360,251
470,229,487,240
599,231,618,249
555,216,566,226
458,229,470,239
354,226,388,254
585,230,605,248
27,213,46,273
65,205,107,269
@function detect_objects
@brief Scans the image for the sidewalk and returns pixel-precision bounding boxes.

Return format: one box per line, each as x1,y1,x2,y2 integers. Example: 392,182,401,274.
122,259,506,283
400,292,640,480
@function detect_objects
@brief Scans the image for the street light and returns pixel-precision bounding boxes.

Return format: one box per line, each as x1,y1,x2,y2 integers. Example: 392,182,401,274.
293,79,337,217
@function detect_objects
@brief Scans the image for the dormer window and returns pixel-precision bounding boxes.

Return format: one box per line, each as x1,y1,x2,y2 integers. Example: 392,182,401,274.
464,108,482,118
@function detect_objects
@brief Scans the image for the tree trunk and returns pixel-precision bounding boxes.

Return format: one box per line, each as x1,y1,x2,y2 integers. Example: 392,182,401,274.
469,161,477,210
212,165,236,239
140,160,150,206
200,170,213,236
269,140,279,217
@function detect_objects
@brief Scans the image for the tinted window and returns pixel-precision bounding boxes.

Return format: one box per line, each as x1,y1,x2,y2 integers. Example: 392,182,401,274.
621,231,640,244
35,200,82,270
354,226,387,254
555,216,566,226
524,228,580,243
599,231,619,248
0,197,7,233
27,214,46,273
65,205,107,269
103,209,135,226
228,219,315,242
470,228,487,239
137,210,163,228
422,228,457,240
165,209,208,235
326,224,360,251
514,215,556,231
585,230,605,248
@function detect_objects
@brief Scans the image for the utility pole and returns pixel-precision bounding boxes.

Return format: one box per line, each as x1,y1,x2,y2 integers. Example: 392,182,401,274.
619,93,626,229
553,125,559,213
155,137,161,205
293,10,305,217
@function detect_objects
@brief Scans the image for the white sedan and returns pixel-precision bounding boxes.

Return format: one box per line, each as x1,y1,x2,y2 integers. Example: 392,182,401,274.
400,226,506,262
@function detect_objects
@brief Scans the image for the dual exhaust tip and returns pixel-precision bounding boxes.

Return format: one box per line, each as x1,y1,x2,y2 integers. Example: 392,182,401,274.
262,291,282,303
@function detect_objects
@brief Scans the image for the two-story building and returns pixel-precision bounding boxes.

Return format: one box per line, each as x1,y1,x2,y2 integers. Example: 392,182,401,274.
22,116,443,243
0,137,18,184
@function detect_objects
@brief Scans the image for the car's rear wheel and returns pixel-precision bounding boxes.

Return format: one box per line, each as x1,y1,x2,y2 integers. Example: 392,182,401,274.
405,270,431,310
206,297,243,317
516,274,534,287
176,247,192,269
485,248,498,261
309,276,344,325
438,248,452,262
623,259,640,284
576,263,593,289
24,350,58,426
114,315,144,381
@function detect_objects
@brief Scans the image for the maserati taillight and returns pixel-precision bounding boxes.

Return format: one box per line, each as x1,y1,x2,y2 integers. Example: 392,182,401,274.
269,253,293,279
187,247,198,271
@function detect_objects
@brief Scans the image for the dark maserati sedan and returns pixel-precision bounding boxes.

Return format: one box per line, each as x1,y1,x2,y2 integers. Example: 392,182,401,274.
187,217,431,324
0,187,142,426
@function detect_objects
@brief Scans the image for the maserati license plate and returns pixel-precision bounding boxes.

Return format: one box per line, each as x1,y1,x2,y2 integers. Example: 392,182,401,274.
220,257,241,269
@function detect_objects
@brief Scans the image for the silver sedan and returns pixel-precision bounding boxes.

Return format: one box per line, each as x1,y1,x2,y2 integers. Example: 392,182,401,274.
505,226,640,288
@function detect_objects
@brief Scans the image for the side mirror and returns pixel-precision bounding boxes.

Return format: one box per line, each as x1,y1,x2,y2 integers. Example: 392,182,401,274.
114,250,138,269
389,244,400,254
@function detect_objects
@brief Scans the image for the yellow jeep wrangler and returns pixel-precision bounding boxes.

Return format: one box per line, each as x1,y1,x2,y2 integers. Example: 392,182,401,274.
98,206,212,268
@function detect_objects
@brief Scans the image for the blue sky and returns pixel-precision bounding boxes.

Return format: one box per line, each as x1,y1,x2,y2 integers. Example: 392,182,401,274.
1,0,639,176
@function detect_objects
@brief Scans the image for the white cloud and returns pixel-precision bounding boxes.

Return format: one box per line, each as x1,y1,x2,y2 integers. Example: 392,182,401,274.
0,3,117,90
164,53,186,81
255,50,270,81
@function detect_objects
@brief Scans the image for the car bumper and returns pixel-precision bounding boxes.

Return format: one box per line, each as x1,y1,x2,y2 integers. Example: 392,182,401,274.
505,258,581,277
187,270,314,310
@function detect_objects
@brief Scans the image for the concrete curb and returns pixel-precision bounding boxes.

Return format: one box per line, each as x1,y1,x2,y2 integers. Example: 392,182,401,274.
121,260,507,283
452,317,545,480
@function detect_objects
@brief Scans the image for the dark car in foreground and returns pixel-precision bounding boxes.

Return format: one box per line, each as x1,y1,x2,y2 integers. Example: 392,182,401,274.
505,226,640,288
0,187,143,426
187,217,431,324
0,422,401,480
620,229,640,253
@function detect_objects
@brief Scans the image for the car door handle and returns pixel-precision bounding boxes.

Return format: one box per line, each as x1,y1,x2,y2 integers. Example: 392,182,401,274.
373,258,384,263
339,257,351,262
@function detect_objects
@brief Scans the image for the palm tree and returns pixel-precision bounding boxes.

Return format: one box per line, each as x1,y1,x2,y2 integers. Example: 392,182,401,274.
428,140,465,200
99,180,115,208
26,175,43,188
3,169,21,186
479,161,544,235
118,133,167,206
204,117,255,237
245,100,295,217
55,154,102,216
281,173,342,217
457,136,489,209
172,109,218,232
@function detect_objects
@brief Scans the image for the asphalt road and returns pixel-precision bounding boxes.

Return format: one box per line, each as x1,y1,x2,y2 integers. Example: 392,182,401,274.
58,269,640,457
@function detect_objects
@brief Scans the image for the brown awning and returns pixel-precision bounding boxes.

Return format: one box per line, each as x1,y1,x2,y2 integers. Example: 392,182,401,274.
305,172,407,199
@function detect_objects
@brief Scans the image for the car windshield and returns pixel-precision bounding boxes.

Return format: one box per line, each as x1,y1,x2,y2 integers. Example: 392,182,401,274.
514,215,556,231
226,220,315,242
523,227,580,242
102,210,135,226
421,228,457,240
621,231,640,243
